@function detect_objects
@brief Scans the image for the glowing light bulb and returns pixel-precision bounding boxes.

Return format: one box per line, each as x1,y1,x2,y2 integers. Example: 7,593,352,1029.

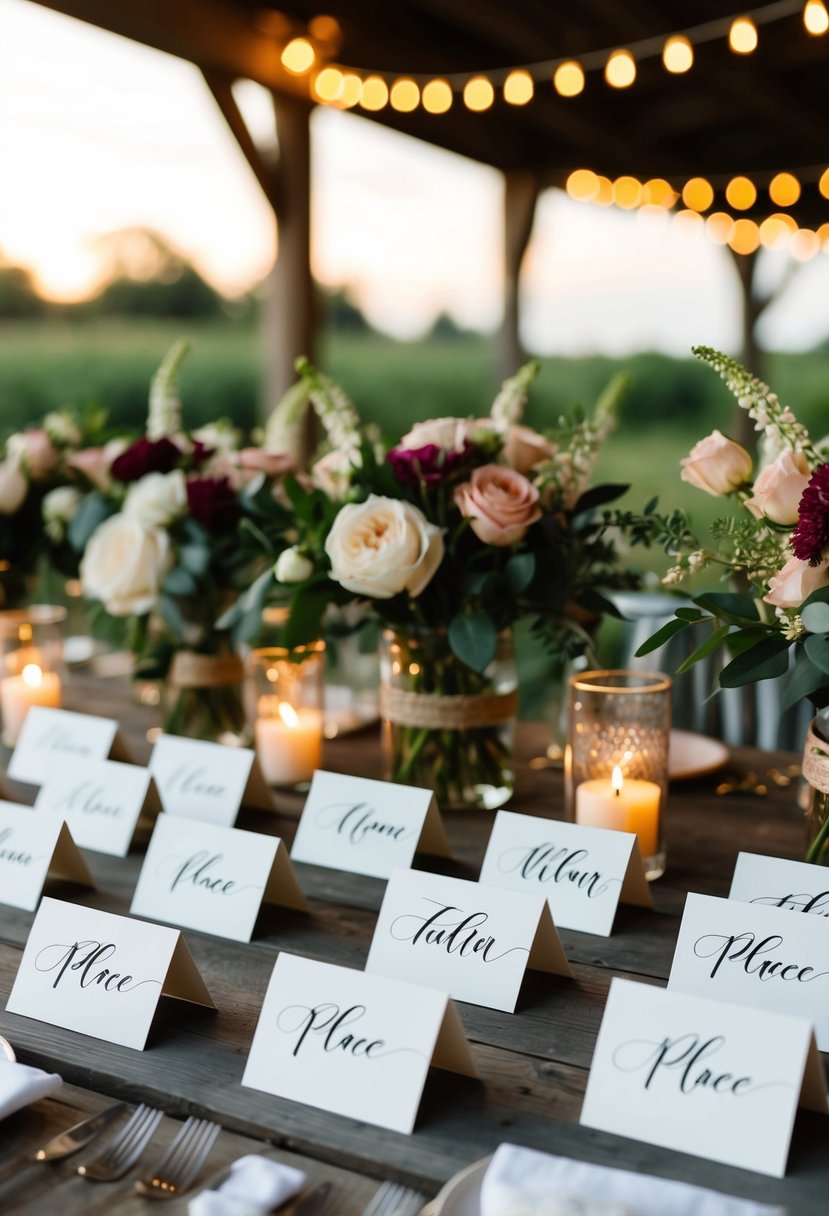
464,76,495,111
504,70,533,105
729,218,761,254
729,17,758,53
281,37,315,74
759,215,791,248
422,79,452,114
554,61,585,97
725,176,757,210
593,176,613,206
566,169,600,201
340,73,363,108
605,49,636,88
682,177,714,212
613,176,642,209
360,76,389,111
804,0,829,34
769,172,801,206
643,178,676,207
313,67,344,103
706,212,735,245
390,78,420,112
819,167,829,199
662,35,694,73
791,228,820,260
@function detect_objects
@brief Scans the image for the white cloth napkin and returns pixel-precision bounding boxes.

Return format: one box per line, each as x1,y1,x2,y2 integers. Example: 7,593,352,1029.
0,1057,61,1121
188,1155,306,1216
480,1144,788,1216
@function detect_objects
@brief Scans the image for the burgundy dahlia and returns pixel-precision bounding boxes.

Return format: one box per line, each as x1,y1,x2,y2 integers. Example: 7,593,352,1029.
110,437,181,483
387,442,469,487
791,463,829,565
186,475,240,532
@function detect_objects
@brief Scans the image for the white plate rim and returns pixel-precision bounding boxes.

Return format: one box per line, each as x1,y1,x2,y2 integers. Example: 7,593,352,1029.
0,1035,16,1062
669,729,729,781
431,1156,490,1214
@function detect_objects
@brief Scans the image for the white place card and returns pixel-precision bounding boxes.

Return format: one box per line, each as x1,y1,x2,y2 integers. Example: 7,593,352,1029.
0,803,94,912
479,811,651,936
730,851,829,917
365,868,570,1012
290,770,451,880
668,891,829,1050
149,734,273,824
34,757,161,857
130,815,307,942
7,706,131,786
242,951,477,1134
6,897,214,1050
581,977,827,1177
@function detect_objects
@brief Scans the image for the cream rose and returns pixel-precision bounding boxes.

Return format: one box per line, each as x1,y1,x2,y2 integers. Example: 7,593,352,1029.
325,495,443,599
0,460,27,514
764,555,829,609
43,485,82,541
502,424,555,474
745,449,811,525
680,430,752,496
124,470,187,528
311,449,359,500
398,416,495,454
80,513,173,616
454,464,541,546
274,546,314,584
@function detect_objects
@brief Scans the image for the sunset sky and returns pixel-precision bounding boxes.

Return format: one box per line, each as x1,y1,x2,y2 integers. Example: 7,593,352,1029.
3,0,829,354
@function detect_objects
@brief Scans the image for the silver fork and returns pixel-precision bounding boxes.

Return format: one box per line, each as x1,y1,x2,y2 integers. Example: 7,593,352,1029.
77,1103,163,1182
133,1116,221,1199
362,1180,426,1216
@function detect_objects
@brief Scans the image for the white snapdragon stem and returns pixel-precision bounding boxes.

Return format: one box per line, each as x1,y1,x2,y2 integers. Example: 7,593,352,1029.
489,359,540,429
296,357,362,453
147,340,191,440
264,379,311,459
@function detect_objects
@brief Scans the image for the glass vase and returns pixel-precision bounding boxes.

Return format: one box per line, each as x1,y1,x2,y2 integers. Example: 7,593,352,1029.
0,605,66,745
379,626,517,811
248,641,325,789
803,707,829,865
162,648,249,746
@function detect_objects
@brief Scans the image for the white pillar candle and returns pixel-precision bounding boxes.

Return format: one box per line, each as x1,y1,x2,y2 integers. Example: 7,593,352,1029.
575,765,661,859
0,663,62,744
254,697,323,786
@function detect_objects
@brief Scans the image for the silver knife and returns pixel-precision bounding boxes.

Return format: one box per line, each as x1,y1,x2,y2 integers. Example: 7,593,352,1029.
0,1100,127,1186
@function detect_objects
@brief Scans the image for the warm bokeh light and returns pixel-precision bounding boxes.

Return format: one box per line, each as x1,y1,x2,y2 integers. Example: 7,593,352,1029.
554,61,585,97
760,215,792,248
308,15,341,43
769,172,801,206
359,76,389,111
673,209,704,234
791,228,820,260
818,222,829,249
566,169,600,201
682,177,714,212
281,37,315,74
593,176,614,205
605,50,636,88
725,176,757,210
390,78,419,112
804,0,829,34
504,69,533,105
313,67,344,103
819,167,829,199
339,73,363,108
463,76,495,111
729,17,758,53
706,212,735,245
642,178,677,208
613,176,642,209
422,79,452,114
729,218,761,254
662,35,694,73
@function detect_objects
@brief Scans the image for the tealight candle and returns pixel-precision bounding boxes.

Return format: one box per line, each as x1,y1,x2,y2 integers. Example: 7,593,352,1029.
576,765,661,859
254,697,323,787
0,663,62,744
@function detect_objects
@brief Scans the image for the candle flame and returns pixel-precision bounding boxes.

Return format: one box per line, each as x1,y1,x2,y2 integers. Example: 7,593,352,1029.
278,701,299,728
22,663,43,689
612,765,624,796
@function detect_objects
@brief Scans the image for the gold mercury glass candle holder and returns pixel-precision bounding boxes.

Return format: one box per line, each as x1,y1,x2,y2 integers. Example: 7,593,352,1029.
0,605,67,746
564,669,672,881
248,642,325,790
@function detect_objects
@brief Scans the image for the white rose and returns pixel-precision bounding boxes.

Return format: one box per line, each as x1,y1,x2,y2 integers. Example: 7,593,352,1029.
398,417,494,454
680,430,752,496
311,449,359,500
124,470,187,528
192,421,240,454
42,485,82,541
42,409,82,447
325,495,444,599
0,460,27,514
274,546,314,584
80,513,173,616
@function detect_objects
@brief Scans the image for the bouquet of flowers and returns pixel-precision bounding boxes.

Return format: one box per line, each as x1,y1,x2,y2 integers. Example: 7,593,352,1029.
226,357,640,807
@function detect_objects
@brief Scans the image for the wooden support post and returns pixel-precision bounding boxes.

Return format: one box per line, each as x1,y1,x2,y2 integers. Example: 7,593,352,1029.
498,170,539,383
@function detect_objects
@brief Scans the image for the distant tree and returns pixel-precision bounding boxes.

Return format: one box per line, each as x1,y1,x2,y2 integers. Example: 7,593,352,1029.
323,286,371,333
428,311,470,341
81,228,227,319
0,264,45,318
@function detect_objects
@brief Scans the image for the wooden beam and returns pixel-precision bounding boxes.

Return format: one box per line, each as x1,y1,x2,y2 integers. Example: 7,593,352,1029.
202,70,281,217
498,171,539,382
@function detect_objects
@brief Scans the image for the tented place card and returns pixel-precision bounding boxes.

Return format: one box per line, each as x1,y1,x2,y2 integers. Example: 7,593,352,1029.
290,770,450,880
581,977,827,1177
149,735,273,824
730,851,829,917
6,897,214,1050
365,868,570,1012
242,951,477,1133
0,803,93,912
479,811,651,936
34,757,161,857
668,891,829,1050
7,706,130,786
130,815,307,942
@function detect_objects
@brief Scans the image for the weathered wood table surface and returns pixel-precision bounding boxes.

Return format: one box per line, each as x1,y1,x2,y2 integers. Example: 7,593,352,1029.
0,673,824,1214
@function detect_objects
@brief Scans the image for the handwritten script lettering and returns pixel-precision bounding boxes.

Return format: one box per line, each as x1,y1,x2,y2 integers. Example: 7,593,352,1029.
751,891,829,916
0,827,33,867
169,851,236,896
52,781,121,819
277,1002,386,1059
498,842,614,899
613,1032,758,1096
35,726,91,757
34,939,155,994
165,765,226,800
390,899,524,963
314,801,411,847
693,931,829,983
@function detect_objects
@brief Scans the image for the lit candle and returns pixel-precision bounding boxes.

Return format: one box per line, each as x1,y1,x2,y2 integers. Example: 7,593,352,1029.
575,764,661,859
254,697,323,787
0,663,62,744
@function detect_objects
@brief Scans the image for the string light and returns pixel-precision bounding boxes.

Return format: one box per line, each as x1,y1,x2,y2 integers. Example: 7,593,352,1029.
605,50,636,88
725,175,757,210
662,35,694,73
281,37,315,74
729,218,761,253
706,212,735,244
804,0,829,34
566,169,600,200
359,76,389,111
340,73,363,108
819,168,829,199
553,61,585,97
613,176,642,208
390,78,420,112
504,70,534,105
674,209,704,234
818,222,829,248
759,215,792,248
682,177,714,212
729,17,758,53
642,179,677,207
463,77,495,111
769,172,801,205
791,228,820,259
313,67,344,102
422,79,452,113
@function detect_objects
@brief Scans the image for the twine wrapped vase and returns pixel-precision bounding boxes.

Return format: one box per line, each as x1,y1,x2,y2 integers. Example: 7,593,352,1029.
804,712,829,865
162,648,248,745
379,626,517,810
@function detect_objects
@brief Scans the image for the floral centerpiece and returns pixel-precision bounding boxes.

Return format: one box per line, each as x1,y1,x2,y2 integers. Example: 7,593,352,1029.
225,357,640,808
635,346,829,859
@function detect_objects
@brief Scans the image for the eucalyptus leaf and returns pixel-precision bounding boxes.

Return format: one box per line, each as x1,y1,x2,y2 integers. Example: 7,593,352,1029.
448,612,497,674
676,624,731,673
781,649,828,711
163,567,198,597
805,632,829,676
718,636,791,688
634,616,693,657
802,602,829,634
694,592,760,626
67,492,113,552
505,552,536,595
178,543,211,578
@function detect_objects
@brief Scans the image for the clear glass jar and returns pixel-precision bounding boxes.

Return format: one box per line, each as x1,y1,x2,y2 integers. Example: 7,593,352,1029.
0,605,66,745
379,626,517,811
248,641,325,789
162,648,249,746
804,706,829,865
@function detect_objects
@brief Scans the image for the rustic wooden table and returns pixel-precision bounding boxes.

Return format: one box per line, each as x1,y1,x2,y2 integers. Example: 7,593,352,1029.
0,674,824,1214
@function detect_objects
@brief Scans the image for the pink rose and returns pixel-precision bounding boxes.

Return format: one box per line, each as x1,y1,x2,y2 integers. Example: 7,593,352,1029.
764,555,829,608
237,448,296,479
502,425,555,474
680,430,752,496
67,439,128,491
398,417,494,454
0,460,27,514
454,464,541,546
745,449,811,525
6,429,59,481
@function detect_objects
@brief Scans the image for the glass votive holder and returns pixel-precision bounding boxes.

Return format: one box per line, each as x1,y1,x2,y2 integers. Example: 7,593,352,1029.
564,669,671,881
248,642,325,789
0,605,67,746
